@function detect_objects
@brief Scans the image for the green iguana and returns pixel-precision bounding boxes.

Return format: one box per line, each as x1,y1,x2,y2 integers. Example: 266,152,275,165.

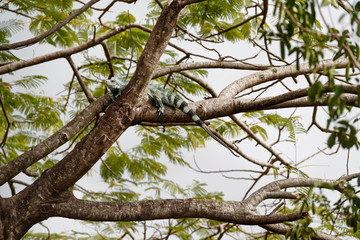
105,78,237,155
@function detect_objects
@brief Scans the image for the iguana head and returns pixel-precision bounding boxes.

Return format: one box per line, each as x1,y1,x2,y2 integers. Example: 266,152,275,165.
105,78,129,101
105,79,118,92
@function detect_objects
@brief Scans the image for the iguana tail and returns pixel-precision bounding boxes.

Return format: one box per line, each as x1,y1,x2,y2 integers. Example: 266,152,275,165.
164,94,239,156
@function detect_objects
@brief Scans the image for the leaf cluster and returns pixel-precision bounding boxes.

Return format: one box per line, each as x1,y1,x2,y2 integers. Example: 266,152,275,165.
2,0,360,238
0,76,64,167
282,179,360,239
269,0,325,67
0,19,22,62
1,0,94,48
266,0,360,150
147,0,254,42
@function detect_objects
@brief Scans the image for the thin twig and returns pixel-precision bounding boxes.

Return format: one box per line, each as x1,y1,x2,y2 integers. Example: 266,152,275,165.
101,42,115,79
125,10,135,79
66,56,95,103
0,6,51,21
0,94,11,148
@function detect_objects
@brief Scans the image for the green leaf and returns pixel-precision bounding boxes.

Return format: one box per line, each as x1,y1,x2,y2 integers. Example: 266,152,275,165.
321,0,338,7
353,196,360,208
12,75,48,89
0,19,24,39
355,2,360,12
116,11,136,25
327,133,336,148
308,81,323,103
280,41,285,59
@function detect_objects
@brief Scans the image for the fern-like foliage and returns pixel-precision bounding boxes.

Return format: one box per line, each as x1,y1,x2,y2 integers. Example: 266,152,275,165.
0,76,64,167
0,19,23,41
0,19,23,61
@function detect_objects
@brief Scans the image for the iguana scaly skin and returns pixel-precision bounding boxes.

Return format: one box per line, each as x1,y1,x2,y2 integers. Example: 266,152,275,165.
105,78,237,155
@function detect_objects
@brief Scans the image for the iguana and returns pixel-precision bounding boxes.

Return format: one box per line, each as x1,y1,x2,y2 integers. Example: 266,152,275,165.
105,78,237,155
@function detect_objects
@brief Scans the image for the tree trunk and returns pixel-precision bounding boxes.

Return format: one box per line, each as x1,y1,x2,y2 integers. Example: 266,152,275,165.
0,1,184,238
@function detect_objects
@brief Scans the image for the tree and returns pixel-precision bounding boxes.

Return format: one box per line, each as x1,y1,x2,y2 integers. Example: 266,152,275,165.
1,0,360,239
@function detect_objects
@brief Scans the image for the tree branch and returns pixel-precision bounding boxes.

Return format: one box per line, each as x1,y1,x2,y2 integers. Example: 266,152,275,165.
0,96,112,186
219,58,350,98
54,174,360,230
4,66,355,187
270,94,358,109
205,10,264,39
2,5,186,236
136,88,358,124
250,175,359,240
262,223,341,240
17,0,185,199
0,94,11,149
180,0,206,7
54,198,304,225
1,58,357,186
179,71,218,97
245,174,360,207
100,42,115,79
0,6,51,21
0,0,102,51
230,115,291,167
152,61,270,79
66,56,96,103
0,23,150,75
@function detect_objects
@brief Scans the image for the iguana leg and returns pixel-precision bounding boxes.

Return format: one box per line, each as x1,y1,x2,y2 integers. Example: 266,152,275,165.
151,94,165,119
111,88,121,101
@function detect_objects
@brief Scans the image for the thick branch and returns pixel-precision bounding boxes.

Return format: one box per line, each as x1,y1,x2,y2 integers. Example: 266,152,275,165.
0,52,300,186
54,198,304,225
250,175,359,240
1,59,356,187
53,174,360,235
15,0,185,200
0,96,112,187
219,58,350,98
136,90,358,124
5,4,187,237
125,0,183,98
245,174,360,207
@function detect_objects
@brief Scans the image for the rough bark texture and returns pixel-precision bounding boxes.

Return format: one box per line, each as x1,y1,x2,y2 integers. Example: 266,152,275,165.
0,1,184,238
0,96,112,187
2,98,134,238
1,0,359,238
219,58,349,98
54,198,304,225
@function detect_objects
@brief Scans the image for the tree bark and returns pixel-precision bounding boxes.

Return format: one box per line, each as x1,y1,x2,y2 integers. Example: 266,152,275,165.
0,96,112,187
0,1,184,238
